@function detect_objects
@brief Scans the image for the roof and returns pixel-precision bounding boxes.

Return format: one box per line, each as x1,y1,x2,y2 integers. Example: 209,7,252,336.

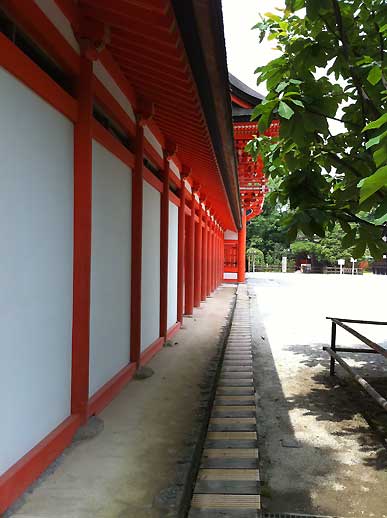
229,73,264,106
77,0,240,230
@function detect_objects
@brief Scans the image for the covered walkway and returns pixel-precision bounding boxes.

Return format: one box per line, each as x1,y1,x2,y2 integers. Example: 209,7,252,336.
6,288,235,518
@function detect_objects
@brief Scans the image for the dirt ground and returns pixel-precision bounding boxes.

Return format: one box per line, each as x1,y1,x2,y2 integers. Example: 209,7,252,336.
248,273,387,518
6,286,235,518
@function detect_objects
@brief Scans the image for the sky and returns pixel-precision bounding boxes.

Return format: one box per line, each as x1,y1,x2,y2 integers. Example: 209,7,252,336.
222,0,286,96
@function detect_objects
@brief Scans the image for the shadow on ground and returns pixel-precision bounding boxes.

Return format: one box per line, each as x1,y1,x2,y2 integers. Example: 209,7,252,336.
248,275,387,518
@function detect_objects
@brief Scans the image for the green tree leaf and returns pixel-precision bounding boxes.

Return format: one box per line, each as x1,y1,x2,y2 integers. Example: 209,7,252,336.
358,165,387,203
278,101,295,119
367,66,382,86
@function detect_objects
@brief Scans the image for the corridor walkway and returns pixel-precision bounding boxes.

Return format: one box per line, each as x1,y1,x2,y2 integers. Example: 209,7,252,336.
248,273,387,517
6,287,235,518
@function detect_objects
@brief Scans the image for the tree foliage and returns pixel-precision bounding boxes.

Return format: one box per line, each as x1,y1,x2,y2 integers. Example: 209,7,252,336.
246,247,265,265
290,224,356,263
248,202,359,264
247,202,290,263
246,0,387,258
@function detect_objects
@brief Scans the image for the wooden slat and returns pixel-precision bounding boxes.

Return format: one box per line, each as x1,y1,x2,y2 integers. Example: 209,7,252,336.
198,469,260,481
203,448,258,458
191,494,260,509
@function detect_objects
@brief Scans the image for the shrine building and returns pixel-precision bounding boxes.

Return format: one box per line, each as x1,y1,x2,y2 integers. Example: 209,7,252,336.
0,1,273,512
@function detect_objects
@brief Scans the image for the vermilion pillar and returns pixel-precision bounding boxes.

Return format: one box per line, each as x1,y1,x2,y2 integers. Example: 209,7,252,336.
207,215,213,295
130,117,145,365
221,229,224,285
159,142,176,339
201,206,208,301
238,208,247,283
185,187,197,315
71,53,93,422
194,192,202,307
177,167,190,322
130,99,153,366
211,219,216,292
215,228,220,287
214,224,218,289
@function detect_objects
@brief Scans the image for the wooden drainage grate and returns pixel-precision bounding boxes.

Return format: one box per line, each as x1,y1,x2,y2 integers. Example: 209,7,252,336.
188,284,261,516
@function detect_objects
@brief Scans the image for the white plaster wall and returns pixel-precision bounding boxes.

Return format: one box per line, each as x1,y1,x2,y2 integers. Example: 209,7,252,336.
89,141,132,396
144,126,163,158
224,272,238,280
167,202,179,330
93,61,135,122
35,0,80,53
141,182,161,350
170,160,180,179
225,229,238,240
0,68,73,475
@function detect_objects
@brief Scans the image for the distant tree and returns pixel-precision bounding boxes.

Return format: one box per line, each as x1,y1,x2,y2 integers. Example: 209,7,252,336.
291,224,354,264
247,202,290,263
246,0,387,258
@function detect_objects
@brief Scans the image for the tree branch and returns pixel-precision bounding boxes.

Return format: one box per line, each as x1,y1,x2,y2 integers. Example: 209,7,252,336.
331,0,380,121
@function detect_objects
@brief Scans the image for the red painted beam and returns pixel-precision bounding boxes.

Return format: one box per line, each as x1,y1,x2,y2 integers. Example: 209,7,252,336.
185,190,196,315
238,209,247,283
194,195,202,308
177,168,190,322
201,209,208,301
159,141,176,339
130,100,153,365
71,54,93,422
0,416,80,514
207,215,212,296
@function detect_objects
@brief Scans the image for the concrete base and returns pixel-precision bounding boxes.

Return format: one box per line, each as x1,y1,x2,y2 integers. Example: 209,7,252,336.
7,286,235,518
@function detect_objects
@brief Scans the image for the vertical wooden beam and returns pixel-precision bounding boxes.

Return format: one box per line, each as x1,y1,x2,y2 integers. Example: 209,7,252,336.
194,190,202,308
130,99,154,366
213,222,217,289
210,218,215,293
207,213,213,296
217,225,220,287
71,53,93,422
159,140,177,339
201,204,208,301
185,185,197,315
221,228,224,285
177,166,190,322
238,208,247,283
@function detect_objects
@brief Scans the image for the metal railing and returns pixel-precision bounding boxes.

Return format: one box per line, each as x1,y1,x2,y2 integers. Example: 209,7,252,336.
324,317,387,412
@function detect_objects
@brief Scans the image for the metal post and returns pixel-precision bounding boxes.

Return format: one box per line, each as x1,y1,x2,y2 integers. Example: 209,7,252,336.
330,322,337,376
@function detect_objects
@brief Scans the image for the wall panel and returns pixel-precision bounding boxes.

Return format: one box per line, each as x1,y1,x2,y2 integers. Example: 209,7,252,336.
89,141,132,397
167,201,179,329
141,181,161,350
0,68,73,475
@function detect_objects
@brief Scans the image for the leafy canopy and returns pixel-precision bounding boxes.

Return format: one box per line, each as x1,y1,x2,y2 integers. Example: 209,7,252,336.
246,0,387,258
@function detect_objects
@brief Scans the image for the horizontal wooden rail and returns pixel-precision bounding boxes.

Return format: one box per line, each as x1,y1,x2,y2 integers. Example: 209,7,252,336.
329,318,387,358
324,347,387,412
326,317,387,326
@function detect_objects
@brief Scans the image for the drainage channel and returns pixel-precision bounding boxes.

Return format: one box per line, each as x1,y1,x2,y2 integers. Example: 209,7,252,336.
189,284,261,517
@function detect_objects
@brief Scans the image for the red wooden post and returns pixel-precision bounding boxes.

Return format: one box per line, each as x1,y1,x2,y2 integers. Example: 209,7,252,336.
159,140,177,339
212,220,218,291
71,52,93,422
177,166,190,322
215,224,220,287
220,228,224,285
130,99,154,366
194,189,202,308
237,208,247,283
211,218,215,292
207,214,213,295
201,204,208,301
185,185,197,315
